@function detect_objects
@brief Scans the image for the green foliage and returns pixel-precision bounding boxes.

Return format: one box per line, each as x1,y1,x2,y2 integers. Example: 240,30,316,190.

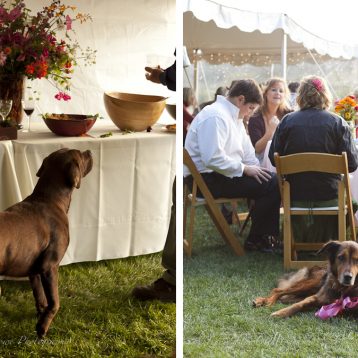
184,206,358,357
0,254,175,357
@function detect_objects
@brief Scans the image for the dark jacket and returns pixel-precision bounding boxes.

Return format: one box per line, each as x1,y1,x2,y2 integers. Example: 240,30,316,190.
159,50,176,91
269,108,358,201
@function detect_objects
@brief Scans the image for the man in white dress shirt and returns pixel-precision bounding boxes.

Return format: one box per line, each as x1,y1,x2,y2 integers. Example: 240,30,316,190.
184,79,281,252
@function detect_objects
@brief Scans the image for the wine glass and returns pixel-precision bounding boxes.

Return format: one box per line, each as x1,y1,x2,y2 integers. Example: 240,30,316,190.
22,98,35,132
0,99,13,122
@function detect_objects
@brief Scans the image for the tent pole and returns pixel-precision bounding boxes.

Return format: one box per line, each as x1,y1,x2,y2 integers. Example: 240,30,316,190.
193,57,199,103
281,32,287,80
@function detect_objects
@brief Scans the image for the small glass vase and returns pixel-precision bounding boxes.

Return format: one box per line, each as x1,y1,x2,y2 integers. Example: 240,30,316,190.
0,74,25,124
348,120,356,140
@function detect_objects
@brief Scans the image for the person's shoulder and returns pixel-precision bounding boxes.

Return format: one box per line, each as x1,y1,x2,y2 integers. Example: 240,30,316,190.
317,110,345,124
199,100,214,110
249,111,263,123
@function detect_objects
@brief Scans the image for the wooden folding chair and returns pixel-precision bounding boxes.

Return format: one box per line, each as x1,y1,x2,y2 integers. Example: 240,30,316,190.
183,148,251,257
274,151,356,270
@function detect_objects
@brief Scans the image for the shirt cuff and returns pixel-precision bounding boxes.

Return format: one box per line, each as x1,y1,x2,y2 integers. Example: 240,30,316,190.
159,72,167,86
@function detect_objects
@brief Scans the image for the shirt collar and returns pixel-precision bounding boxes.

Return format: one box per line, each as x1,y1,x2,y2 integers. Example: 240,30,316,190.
216,95,240,120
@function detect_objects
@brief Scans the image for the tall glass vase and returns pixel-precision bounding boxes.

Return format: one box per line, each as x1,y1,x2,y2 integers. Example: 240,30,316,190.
0,75,25,124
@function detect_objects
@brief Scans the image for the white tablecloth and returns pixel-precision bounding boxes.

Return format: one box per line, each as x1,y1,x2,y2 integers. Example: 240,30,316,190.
0,120,176,265
262,140,358,224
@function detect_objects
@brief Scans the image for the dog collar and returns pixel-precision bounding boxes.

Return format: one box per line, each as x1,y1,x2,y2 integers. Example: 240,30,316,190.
315,296,358,320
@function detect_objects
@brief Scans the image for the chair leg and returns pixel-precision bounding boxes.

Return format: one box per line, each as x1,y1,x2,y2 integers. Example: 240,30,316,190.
230,201,242,231
184,203,197,257
183,184,188,245
238,209,252,237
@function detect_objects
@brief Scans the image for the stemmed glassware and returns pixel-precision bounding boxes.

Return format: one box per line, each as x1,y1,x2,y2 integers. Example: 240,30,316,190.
0,99,13,122
21,98,35,132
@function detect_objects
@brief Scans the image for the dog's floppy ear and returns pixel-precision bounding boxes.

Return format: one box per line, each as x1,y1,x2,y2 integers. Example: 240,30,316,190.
65,160,82,189
317,241,341,256
317,241,341,265
36,157,48,177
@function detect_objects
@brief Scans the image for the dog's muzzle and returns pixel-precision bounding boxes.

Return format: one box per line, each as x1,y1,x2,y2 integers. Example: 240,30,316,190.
342,272,354,286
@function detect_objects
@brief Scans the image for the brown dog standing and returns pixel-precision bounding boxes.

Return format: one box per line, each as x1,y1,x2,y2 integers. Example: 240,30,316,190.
0,148,92,338
253,241,358,318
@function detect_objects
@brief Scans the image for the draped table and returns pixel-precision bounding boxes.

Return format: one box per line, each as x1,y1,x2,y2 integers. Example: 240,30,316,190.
0,120,176,265
262,139,358,225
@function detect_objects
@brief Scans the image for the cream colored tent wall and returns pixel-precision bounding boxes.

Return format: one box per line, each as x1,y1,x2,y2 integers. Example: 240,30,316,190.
25,0,176,122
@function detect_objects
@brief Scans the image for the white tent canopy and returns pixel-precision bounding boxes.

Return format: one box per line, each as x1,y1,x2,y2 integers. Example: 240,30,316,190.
184,0,358,68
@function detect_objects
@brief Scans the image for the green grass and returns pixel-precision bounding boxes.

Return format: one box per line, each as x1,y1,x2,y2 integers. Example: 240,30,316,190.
184,206,358,357
0,253,175,357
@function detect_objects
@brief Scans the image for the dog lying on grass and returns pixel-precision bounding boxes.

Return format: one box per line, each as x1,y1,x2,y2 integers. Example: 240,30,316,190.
253,241,358,318
0,148,92,338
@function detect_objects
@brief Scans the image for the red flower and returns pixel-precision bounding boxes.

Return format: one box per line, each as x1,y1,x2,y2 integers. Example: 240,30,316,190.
25,64,35,74
65,15,72,30
54,91,71,101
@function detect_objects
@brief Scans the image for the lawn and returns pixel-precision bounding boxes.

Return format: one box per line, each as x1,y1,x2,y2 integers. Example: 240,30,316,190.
184,206,358,357
0,253,175,357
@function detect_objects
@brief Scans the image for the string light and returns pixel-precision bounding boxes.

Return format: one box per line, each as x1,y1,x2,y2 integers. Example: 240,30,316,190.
188,48,332,67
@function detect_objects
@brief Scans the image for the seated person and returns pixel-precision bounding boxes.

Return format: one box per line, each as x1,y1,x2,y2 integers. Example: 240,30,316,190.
248,78,292,164
183,87,196,142
288,81,300,110
269,75,358,242
199,86,227,110
184,79,282,252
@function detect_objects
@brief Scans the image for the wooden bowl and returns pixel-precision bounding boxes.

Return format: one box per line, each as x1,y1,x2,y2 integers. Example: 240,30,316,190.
43,114,97,136
166,104,176,120
103,92,166,131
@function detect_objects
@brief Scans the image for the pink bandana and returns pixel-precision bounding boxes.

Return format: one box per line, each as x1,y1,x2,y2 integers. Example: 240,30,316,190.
315,296,358,320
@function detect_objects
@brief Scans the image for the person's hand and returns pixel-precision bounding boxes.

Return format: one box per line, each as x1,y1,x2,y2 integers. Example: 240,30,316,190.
243,165,272,184
145,66,164,84
266,116,279,136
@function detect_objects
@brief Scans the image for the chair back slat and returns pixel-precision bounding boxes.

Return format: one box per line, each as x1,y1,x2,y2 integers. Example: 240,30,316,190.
274,152,347,175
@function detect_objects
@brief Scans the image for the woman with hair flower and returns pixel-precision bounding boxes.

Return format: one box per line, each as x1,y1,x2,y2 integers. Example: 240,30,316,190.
269,75,358,242
248,78,292,164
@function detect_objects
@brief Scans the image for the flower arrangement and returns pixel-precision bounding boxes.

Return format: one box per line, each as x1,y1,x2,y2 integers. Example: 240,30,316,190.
334,95,358,122
0,0,96,100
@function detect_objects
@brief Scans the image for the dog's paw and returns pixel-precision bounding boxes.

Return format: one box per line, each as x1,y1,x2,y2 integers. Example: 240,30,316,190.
271,308,291,318
252,297,267,307
36,323,47,339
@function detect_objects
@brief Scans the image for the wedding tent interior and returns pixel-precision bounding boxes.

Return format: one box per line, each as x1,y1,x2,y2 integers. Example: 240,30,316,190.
183,0,358,103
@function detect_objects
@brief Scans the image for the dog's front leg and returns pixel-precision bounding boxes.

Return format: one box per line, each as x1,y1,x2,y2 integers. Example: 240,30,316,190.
36,267,60,338
271,294,319,318
29,274,48,316
254,288,286,307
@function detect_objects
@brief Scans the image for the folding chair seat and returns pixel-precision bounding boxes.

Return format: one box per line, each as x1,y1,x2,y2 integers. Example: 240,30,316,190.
183,148,252,257
274,151,356,270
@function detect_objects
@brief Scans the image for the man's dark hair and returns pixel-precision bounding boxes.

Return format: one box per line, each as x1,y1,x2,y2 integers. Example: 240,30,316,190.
228,79,263,105
288,81,300,93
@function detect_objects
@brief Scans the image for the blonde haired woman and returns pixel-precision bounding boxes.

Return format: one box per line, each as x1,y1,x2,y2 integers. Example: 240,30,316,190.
269,75,358,242
248,78,291,163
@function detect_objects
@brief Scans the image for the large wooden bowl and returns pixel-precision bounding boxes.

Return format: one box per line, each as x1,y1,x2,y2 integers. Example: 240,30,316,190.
43,114,97,136
103,92,166,131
